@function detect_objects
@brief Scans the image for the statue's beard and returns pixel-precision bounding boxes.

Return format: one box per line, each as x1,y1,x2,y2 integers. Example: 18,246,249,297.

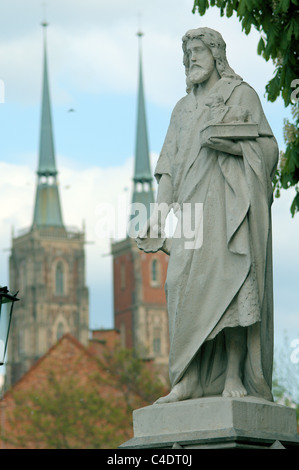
188,65,213,85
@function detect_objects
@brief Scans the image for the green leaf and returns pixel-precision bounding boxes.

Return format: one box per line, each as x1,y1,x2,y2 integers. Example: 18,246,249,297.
290,191,299,216
280,0,291,12
226,1,234,17
286,21,294,42
237,0,247,17
266,73,281,102
193,0,209,14
257,36,265,55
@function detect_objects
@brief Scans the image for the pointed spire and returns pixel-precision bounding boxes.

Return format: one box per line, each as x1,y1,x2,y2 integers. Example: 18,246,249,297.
133,31,153,184
129,32,154,234
32,23,64,229
38,22,56,176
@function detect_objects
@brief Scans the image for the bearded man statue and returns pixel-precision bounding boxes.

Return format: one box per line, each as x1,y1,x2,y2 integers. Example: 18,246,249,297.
137,27,278,404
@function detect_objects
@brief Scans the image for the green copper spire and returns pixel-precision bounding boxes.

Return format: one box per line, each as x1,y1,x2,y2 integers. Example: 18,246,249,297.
131,32,154,222
133,32,153,185
128,32,155,236
32,23,64,229
38,22,56,176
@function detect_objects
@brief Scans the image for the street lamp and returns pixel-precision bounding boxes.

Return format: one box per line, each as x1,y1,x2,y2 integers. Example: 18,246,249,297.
0,287,19,365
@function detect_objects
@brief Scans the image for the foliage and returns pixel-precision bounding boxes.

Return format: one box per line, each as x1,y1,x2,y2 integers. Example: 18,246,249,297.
3,372,127,449
2,347,166,449
192,0,299,215
273,105,299,216
98,346,167,412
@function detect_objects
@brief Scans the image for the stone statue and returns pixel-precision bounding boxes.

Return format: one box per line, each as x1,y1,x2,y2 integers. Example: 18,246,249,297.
205,92,253,124
136,27,278,404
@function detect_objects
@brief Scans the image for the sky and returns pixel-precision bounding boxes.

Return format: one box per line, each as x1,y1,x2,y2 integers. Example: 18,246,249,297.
0,0,298,368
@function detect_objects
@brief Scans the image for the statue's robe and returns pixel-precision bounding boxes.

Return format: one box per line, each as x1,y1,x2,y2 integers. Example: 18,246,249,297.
154,77,278,400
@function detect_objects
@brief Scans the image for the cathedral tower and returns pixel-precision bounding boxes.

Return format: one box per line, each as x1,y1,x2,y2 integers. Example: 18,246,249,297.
6,23,89,387
111,33,169,380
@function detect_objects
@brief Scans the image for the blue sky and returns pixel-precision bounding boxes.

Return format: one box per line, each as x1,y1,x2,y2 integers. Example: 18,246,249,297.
0,0,298,368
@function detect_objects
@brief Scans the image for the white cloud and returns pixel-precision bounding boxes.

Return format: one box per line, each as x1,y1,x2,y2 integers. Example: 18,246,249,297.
272,188,299,264
0,162,35,230
0,0,277,108
0,157,136,328
271,188,299,346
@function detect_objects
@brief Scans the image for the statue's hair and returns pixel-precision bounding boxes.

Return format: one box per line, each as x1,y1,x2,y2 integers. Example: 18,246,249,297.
182,27,242,93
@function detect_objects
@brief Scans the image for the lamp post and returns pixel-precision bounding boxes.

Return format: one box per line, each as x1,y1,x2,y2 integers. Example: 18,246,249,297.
0,287,19,365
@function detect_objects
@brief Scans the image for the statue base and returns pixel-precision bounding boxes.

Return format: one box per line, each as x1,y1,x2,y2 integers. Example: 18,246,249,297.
120,396,299,449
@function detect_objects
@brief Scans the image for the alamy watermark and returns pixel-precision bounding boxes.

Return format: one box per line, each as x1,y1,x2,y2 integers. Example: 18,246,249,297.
0,80,4,103
94,199,204,250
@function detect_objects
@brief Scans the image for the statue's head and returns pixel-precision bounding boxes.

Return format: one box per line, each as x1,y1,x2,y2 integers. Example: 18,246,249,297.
182,27,241,93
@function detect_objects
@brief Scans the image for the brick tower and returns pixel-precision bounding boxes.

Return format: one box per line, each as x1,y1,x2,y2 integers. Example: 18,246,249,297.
5,23,89,388
111,32,169,381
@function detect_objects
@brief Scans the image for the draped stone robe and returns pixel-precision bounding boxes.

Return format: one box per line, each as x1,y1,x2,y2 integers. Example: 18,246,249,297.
154,77,278,401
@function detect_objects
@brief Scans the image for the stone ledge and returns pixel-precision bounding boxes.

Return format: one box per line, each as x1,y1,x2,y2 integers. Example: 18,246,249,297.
120,396,299,449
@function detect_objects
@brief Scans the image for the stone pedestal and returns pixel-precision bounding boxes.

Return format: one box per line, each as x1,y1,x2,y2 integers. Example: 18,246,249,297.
120,396,299,449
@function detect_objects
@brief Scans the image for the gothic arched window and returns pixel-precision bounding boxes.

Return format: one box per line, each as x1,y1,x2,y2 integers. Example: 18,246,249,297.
55,262,64,295
151,259,160,285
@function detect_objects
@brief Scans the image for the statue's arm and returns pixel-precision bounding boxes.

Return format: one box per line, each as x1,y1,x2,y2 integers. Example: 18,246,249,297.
135,174,173,254
154,173,173,230
138,174,173,238
256,136,278,181
202,137,242,156
156,173,173,208
137,102,178,244
234,83,279,178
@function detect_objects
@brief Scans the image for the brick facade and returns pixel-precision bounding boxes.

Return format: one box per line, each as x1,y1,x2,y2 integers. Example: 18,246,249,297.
111,237,169,382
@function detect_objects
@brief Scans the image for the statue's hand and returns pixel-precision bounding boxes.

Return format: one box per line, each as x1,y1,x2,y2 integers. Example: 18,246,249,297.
161,237,172,256
202,136,242,156
137,216,165,240
137,220,149,239
136,217,167,253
